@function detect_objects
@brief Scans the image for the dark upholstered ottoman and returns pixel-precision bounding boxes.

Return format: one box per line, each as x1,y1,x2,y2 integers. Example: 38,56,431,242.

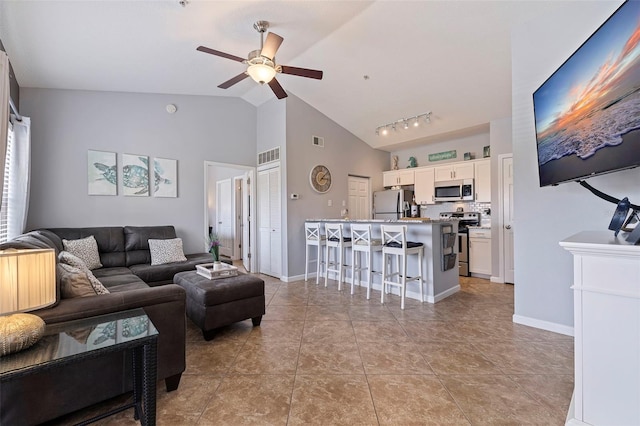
174,271,265,340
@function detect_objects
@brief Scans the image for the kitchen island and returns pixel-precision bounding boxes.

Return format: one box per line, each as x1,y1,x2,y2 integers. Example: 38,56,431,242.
306,218,459,303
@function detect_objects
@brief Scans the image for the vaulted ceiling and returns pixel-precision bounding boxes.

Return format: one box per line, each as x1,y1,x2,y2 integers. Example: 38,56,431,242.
0,1,561,151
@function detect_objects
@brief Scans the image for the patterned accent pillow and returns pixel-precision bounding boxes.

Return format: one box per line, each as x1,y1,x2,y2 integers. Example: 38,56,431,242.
148,238,187,265
57,263,97,298
58,251,110,295
62,235,103,270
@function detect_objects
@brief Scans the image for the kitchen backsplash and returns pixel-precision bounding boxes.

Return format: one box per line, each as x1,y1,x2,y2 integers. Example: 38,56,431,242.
419,201,491,219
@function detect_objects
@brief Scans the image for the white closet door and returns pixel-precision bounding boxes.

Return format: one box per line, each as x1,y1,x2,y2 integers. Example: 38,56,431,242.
258,166,281,277
348,176,370,220
216,179,233,257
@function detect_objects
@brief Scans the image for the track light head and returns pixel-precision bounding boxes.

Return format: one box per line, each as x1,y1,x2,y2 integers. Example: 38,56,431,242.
375,112,432,136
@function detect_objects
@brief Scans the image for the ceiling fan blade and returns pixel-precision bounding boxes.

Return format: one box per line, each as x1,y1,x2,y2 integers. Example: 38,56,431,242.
261,32,284,60
197,46,246,63
268,78,288,99
280,65,323,80
218,73,249,89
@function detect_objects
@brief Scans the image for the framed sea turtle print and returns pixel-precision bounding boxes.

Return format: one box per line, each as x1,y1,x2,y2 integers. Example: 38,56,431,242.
153,158,177,198
88,150,117,196
122,154,150,196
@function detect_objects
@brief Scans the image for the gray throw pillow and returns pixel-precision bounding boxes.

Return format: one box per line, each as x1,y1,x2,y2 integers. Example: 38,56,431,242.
58,251,110,295
57,263,98,298
62,235,103,270
148,238,187,265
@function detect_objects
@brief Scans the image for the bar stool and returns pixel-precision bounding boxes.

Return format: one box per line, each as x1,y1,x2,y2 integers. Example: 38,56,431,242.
304,222,326,284
380,224,424,309
324,223,352,290
350,224,383,299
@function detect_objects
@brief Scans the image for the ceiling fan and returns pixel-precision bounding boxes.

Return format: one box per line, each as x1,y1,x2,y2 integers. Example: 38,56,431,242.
197,20,323,99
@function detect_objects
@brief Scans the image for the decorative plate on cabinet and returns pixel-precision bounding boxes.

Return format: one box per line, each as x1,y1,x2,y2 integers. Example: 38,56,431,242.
309,165,332,193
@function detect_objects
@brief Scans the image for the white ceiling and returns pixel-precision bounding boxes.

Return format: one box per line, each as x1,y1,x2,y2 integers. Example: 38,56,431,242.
0,1,560,151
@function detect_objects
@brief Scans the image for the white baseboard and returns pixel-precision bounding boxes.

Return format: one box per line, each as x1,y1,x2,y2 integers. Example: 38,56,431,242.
564,391,586,426
281,273,306,282
427,285,461,303
490,276,504,283
512,314,574,337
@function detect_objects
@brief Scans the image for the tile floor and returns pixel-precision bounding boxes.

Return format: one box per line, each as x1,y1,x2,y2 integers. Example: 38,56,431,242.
50,275,575,425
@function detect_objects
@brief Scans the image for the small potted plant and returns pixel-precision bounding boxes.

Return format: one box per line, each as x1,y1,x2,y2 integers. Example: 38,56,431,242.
207,231,221,264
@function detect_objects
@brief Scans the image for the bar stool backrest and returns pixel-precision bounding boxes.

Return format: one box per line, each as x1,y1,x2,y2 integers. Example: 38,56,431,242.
325,223,344,243
305,222,324,242
381,225,407,251
351,224,373,246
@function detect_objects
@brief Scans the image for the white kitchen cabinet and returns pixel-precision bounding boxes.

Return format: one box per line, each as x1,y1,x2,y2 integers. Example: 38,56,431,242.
434,162,474,181
383,169,414,187
474,158,491,202
469,228,491,275
413,167,435,205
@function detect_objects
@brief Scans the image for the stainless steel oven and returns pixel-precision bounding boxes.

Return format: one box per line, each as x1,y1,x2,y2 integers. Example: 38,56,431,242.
440,212,480,277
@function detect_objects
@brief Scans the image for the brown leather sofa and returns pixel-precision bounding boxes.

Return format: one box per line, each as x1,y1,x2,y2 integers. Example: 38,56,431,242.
0,225,212,425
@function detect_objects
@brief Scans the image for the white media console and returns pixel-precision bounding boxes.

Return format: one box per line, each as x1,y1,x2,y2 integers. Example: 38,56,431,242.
560,231,640,425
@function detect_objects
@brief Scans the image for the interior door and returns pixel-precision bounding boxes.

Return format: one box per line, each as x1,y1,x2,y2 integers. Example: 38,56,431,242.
502,156,514,283
348,176,371,219
258,166,281,278
216,179,233,258
242,171,252,272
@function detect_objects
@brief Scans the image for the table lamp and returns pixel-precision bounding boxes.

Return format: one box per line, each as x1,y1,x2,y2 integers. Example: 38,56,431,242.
0,248,56,356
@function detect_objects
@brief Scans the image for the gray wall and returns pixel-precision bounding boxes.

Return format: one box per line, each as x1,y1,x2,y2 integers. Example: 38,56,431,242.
285,94,389,279
21,88,256,253
511,0,640,331
391,131,490,170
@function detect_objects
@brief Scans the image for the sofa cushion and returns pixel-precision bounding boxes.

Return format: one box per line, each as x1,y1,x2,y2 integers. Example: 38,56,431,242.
92,267,135,279
124,226,177,266
59,251,110,295
63,235,103,270
57,263,98,298
148,238,187,265
99,276,149,292
46,227,126,268
129,253,213,284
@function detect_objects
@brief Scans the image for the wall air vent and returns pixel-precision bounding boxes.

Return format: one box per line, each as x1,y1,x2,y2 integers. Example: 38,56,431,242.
257,147,280,166
312,135,324,147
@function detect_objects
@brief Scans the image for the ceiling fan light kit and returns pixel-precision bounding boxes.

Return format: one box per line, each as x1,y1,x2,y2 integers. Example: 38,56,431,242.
197,20,323,99
376,112,432,136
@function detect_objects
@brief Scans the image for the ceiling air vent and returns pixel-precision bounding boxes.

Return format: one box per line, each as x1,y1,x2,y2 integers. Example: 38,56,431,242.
312,135,324,147
257,147,280,165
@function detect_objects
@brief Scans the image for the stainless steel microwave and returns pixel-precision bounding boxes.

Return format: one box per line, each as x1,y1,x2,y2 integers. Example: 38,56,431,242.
434,179,474,202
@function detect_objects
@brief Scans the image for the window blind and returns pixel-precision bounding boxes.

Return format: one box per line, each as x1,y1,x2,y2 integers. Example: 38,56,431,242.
0,123,14,243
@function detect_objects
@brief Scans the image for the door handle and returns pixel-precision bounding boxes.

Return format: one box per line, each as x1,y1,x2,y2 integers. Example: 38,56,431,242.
505,225,511,230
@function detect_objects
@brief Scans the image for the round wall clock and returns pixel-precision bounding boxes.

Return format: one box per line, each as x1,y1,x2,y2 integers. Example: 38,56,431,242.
309,164,332,193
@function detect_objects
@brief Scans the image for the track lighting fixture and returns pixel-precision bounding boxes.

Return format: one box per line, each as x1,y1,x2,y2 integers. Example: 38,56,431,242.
376,112,432,136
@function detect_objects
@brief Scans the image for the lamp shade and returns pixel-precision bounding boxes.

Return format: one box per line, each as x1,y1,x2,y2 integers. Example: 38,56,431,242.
0,248,57,315
247,63,276,84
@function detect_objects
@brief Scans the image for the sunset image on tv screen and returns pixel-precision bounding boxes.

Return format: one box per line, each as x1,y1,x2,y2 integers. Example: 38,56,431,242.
533,0,640,186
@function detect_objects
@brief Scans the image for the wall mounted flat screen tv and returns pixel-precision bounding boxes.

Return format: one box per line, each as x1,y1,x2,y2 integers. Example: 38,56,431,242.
533,0,640,187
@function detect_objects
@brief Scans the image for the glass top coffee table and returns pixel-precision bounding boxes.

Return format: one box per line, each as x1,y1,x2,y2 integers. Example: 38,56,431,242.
0,309,158,425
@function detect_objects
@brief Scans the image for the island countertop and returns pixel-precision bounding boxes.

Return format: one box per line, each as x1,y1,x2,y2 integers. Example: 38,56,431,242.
306,218,457,224
305,218,459,303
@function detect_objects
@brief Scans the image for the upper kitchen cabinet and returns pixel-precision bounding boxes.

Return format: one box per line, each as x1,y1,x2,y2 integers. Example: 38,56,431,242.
434,162,474,181
474,158,491,202
414,168,435,205
383,169,415,187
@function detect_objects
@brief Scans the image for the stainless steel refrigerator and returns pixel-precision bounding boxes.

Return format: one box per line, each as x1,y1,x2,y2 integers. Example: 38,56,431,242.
373,189,414,220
